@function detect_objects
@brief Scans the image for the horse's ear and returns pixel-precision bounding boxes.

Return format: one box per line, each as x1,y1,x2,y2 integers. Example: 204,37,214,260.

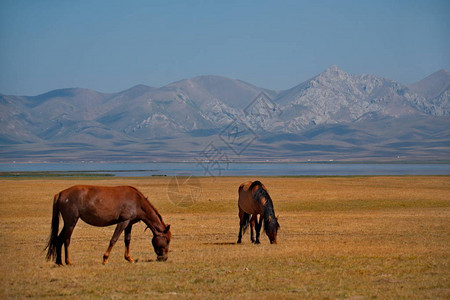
164,225,171,233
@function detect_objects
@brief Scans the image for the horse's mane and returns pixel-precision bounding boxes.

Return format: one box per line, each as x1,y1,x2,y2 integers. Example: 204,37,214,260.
250,181,278,234
145,197,164,225
129,186,165,226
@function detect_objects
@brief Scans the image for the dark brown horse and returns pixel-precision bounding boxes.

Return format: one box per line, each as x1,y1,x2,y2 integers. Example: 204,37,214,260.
45,185,171,265
237,180,279,244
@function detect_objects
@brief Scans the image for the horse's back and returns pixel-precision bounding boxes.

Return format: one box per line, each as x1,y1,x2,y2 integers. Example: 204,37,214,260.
59,185,141,198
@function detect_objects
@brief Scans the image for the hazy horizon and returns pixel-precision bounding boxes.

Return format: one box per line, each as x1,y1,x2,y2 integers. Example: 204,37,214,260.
2,65,448,97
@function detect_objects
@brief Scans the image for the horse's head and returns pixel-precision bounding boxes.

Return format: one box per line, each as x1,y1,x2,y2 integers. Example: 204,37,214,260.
152,225,171,261
266,216,280,244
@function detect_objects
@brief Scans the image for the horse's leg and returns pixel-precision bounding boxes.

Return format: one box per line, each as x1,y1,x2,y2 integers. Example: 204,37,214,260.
237,208,244,244
62,218,78,266
255,215,263,244
250,215,256,243
103,220,130,264
55,226,66,266
124,224,133,263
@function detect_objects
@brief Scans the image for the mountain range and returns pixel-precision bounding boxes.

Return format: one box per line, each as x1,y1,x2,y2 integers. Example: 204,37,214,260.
1,66,449,162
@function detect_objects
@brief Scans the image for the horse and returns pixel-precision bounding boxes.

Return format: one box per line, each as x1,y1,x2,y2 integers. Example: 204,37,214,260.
237,180,280,244
45,185,171,265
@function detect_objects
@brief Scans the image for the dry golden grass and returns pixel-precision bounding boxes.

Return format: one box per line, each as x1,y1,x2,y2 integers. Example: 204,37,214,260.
0,176,449,299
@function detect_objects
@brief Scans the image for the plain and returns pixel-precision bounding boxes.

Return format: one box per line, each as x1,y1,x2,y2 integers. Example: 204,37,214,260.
0,176,449,299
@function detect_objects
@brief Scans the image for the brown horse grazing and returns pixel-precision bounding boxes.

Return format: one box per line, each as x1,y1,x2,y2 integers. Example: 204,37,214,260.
237,180,280,244
45,185,171,265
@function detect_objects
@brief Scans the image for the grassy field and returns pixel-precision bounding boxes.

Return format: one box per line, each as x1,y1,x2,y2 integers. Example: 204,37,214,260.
0,176,449,299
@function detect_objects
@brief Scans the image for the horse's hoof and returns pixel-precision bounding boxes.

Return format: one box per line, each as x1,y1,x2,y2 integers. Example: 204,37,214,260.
255,240,260,244
125,257,134,263
237,240,242,244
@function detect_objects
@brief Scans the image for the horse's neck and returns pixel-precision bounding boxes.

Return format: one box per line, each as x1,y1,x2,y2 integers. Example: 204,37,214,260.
141,200,166,234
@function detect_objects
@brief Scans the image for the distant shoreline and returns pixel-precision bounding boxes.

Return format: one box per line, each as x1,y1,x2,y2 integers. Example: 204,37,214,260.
1,160,449,164
1,162,449,177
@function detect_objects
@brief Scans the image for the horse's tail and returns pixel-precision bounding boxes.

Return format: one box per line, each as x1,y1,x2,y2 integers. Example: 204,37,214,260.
242,212,251,234
45,193,61,261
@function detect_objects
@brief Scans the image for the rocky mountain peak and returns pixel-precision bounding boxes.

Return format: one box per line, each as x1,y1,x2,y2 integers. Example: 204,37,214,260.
409,69,450,99
320,65,349,79
309,65,352,89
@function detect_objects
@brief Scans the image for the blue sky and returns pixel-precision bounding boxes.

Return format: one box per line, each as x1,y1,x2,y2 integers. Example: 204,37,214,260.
1,0,449,95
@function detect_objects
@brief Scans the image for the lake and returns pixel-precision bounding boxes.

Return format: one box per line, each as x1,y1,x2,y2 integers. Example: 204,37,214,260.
1,162,449,177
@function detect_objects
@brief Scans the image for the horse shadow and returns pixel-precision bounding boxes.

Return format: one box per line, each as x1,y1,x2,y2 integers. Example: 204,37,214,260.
203,242,237,246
